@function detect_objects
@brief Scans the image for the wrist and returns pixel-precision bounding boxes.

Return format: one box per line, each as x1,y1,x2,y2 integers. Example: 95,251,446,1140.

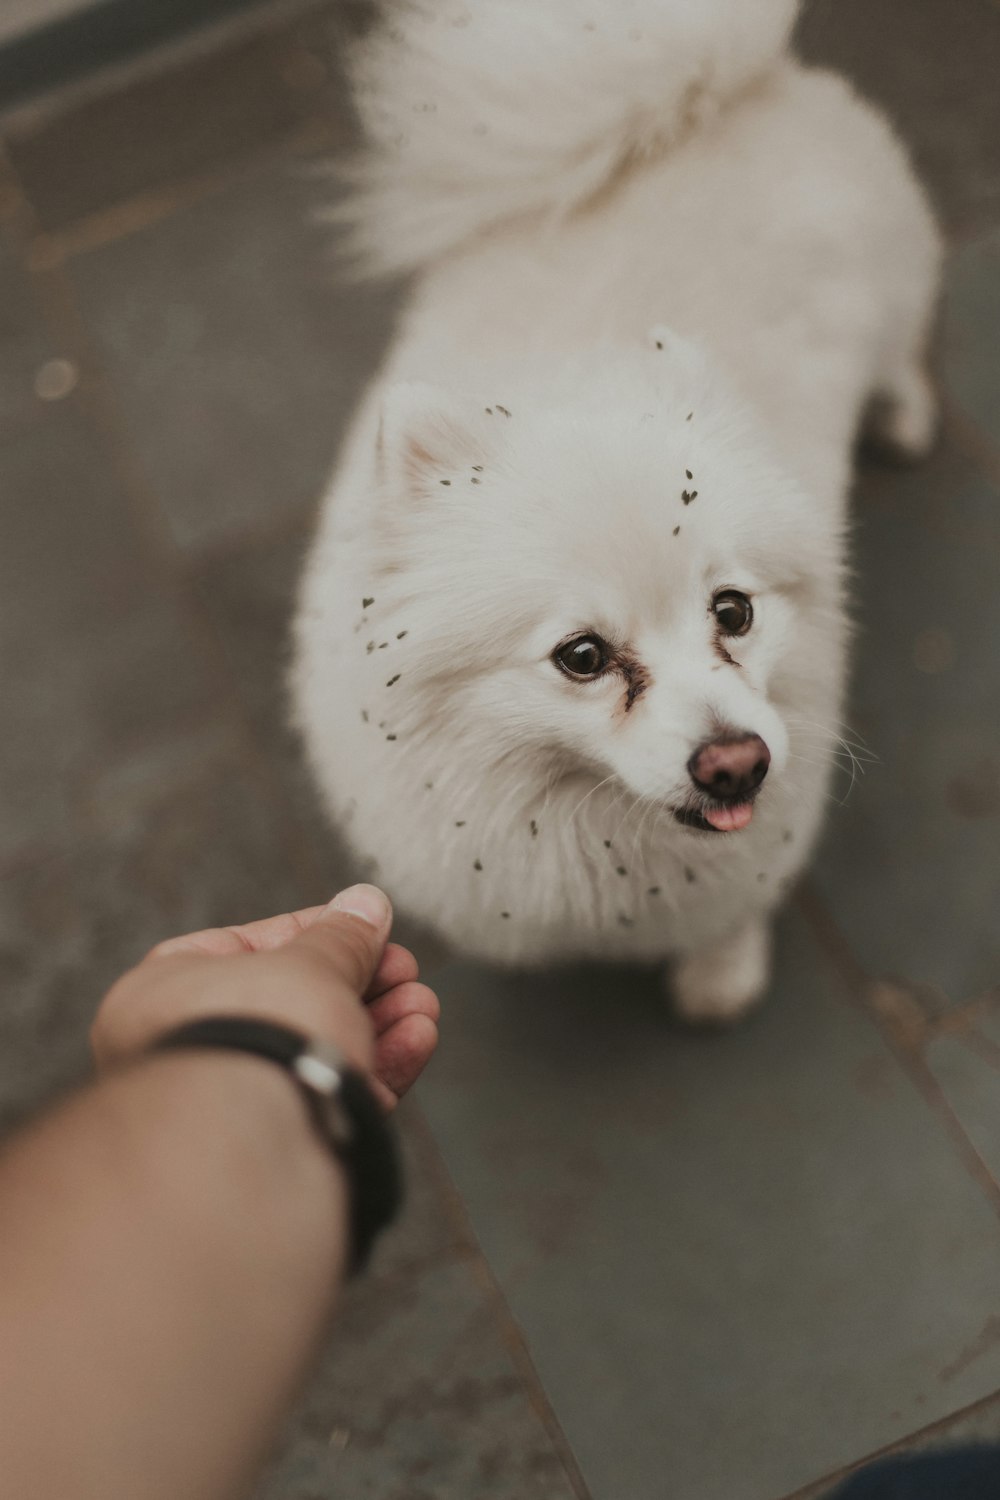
146,1017,401,1274
121,1048,352,1282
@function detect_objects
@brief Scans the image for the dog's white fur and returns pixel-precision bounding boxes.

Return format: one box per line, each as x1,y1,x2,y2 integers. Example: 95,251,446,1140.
293,0,940,1019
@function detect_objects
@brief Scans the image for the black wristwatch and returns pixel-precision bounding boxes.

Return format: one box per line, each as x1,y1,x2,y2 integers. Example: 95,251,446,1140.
152,1016,402,1274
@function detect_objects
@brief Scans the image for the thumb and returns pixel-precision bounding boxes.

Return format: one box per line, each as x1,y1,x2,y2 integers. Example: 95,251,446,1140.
287,884,393,997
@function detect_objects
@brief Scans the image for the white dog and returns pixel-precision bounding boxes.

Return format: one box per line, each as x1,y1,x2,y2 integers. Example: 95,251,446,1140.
292,0,940,1021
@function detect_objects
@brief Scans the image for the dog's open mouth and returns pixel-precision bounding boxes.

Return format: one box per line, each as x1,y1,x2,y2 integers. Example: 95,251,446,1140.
672,800,756,834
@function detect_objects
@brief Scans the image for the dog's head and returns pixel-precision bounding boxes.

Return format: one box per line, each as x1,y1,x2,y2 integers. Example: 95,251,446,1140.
364,341,845,837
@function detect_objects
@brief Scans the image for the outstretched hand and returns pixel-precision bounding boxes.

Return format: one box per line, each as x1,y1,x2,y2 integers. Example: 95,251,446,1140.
92,884,440,1112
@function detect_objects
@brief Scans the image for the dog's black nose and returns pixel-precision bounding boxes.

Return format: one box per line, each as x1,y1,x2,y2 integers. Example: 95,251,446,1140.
688,732,770,802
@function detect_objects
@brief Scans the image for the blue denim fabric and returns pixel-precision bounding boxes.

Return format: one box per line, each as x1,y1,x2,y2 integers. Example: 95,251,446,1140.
830,1447,1000,1498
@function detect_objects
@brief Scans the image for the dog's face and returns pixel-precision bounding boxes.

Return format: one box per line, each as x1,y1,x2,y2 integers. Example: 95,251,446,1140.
371,355,844,837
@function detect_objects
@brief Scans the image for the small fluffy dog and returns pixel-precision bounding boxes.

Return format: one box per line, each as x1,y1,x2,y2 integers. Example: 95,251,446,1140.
292,0,940,1021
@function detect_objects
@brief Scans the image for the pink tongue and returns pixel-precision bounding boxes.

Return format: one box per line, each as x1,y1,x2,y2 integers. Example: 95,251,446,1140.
704,802,754,833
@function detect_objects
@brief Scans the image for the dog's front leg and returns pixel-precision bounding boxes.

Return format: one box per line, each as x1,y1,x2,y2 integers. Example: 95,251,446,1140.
670,918,772,1026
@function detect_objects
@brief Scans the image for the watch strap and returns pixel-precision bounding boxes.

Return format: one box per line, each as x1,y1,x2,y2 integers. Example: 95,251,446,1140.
152,1016,402,1274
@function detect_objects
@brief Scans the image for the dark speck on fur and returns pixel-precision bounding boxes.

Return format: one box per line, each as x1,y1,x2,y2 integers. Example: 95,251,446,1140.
673,525,680,536
397,630,408,639
685,866,696,883
757,873,766,882
682,489,697,504
361,710,369,723
686,411,693,421
473,859,483,871
472,465,484,472
618,914,634,928
440,479,451,486
783,829,793,843
685,469,693,480
362,596,374,608
471,477,480,484
379,642,389,649
616,866,627,877
367,641,375,653
425,782,434,790
603,839,612,849
501,911,510,919
455,820,466,827
386,733,397,741
496,404,512,418
386,674,401,687
530,819,538,836
648,886,660,896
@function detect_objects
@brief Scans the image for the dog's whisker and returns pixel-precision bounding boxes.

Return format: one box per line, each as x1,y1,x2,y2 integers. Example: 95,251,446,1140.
609,786,644,851
565,773,618,834
784,712,880,765
786,746,865,803
630,795,657,871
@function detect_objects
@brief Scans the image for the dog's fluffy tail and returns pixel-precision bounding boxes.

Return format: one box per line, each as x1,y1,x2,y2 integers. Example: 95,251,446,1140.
341,0,798,275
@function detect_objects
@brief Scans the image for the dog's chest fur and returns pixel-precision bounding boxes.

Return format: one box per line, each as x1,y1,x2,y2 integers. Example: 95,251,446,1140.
336,742,823,966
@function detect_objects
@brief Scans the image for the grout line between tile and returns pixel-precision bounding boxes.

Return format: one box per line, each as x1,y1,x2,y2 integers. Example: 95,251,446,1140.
932,987,1000,1039
771,1384,1000,1500
0,0,338,134
880,1033,1000,1217
25,168,248,271
794,879,868,995
22,115,335,268
405,1103,596,1500
955,1027,1000,1074
798,880,1000,1221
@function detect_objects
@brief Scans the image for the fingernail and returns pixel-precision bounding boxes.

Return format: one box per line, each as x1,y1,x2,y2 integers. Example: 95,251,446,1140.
327,883,390,928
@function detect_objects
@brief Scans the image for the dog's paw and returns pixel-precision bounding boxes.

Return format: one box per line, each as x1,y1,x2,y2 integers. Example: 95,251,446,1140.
670,920,771,1027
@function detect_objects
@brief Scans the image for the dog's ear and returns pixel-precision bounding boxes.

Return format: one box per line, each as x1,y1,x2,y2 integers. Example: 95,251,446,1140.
376,382,501,498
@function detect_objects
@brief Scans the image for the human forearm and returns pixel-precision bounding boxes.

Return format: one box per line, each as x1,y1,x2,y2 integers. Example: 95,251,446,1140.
0,1052,346,1500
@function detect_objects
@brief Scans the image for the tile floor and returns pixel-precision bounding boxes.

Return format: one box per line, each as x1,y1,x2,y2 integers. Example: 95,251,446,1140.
1,2,999,1497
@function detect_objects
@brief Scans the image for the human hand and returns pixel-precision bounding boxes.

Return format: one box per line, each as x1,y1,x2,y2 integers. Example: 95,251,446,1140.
91,885,439,1112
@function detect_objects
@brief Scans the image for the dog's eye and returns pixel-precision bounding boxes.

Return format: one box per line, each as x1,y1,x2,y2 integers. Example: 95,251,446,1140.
712,590,753,636
553,634,610,679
